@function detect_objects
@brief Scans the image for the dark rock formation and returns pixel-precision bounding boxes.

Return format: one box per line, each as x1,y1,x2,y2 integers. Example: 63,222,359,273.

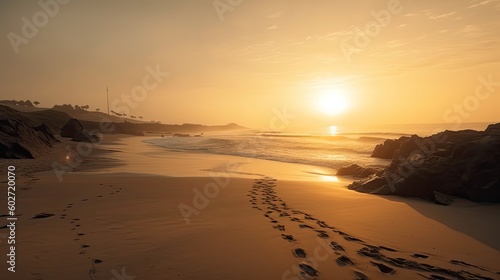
33,123,59,145
60,119,100,142
60,118,85,137
0,119,59,159
349,124,500,204
371,136,410,159
336,164,378,178
486,123,500,135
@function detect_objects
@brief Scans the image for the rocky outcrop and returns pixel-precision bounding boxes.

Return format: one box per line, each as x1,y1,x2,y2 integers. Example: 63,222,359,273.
60,119,84,137
371,136,410,159
0,119,59,159
336,164,378,178
60,119,100,142
33,123,59,145
349,124,500,204
485,123,500,135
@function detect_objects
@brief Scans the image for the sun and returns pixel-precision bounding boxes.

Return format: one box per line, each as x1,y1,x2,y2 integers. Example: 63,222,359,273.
315,88,350,115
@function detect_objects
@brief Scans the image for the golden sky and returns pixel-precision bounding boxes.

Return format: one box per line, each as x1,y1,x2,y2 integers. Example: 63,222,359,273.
1,0,499,130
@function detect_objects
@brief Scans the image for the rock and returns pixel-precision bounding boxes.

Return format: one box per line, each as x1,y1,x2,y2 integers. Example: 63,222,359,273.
33,123,59,145
349,124,500,204
60,119,99,142
433,191,454,206
60,118,84,137
336,164,378,178
486,123,500,135
0,119,59,159
371,136,410,159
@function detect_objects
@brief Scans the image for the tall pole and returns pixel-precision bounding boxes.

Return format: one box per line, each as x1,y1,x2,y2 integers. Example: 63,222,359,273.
106,86,110,115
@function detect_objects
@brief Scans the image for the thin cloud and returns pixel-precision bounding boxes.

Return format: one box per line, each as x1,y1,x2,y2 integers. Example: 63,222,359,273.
267,25,278,30
456,24,481,34
428,11,456,20
467,0,495,8
267,11,284,19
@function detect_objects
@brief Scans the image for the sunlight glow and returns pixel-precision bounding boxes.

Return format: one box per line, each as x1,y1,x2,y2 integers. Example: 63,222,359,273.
320,175,340,182
329,126,338,135
316,88,350,116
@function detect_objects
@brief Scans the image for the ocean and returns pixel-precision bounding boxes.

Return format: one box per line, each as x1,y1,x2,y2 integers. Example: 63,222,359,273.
144,122,492,171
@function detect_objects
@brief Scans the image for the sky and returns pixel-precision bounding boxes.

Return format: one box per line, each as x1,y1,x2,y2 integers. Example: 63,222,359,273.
1,0,499,131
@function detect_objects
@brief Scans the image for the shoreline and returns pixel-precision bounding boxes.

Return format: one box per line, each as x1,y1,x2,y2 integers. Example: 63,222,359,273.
0,135,499,279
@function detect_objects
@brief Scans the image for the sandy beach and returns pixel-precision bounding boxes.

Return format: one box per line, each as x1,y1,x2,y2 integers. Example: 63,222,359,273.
2,0,500,278
0,135,499,280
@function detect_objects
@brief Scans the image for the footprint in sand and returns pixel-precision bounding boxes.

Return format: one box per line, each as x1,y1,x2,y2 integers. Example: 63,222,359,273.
353,271,368,280
412,253,429,259
427,274,451,280
304,214,317,221
336,255,355,266
273,224,285,231
299,264,319,278
32,213,55,219
281,234,295,242
299,224,313,229
343,236,363,242
250,177,499,280
330,241,345,252
315,230,329,239
379,245,398,252
370,261,396,274
293,248,307,258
